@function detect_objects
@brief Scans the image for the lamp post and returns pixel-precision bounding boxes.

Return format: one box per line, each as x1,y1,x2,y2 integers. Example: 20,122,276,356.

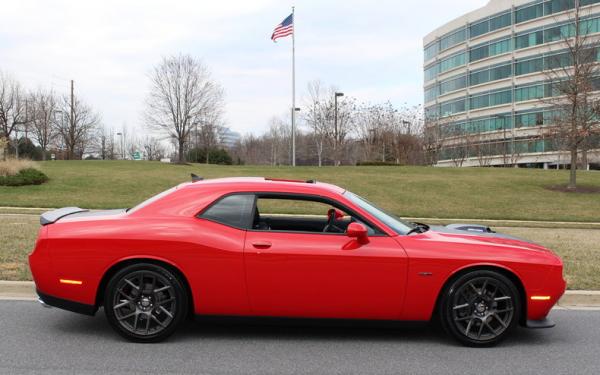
53,110,65,160
116,132,124,160
14,125,19,160
334,92,344,166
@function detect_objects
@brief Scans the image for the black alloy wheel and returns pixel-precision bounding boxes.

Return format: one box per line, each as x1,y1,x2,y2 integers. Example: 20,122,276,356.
440,270,521,347
104,263,188,342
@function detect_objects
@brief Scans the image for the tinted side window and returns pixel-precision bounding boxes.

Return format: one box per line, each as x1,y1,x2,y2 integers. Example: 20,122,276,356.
200,194,254,229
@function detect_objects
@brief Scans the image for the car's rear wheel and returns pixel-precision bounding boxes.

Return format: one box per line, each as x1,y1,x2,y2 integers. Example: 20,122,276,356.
104,263,187,343
439,270,521,347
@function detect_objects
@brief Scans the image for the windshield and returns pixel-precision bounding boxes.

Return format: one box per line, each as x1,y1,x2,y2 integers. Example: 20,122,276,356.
343,191,414,235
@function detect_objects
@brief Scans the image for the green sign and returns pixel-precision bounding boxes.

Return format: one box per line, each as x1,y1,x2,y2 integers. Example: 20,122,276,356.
133,151,142,161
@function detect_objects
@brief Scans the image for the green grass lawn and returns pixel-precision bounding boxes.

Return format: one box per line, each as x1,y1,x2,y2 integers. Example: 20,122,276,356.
1,160,600,222
1,215,597,289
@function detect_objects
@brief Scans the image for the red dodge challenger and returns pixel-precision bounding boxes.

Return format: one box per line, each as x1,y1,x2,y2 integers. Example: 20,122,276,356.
29,177,565,346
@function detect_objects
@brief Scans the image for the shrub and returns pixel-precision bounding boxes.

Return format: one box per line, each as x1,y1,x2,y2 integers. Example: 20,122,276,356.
0,158,39,177
186,148,233,165
0,168,48,186
0,159,49,186
356,161,402,166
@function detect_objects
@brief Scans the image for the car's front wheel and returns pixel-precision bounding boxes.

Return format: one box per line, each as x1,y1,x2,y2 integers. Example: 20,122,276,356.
439,270,521,347
104,263,188,343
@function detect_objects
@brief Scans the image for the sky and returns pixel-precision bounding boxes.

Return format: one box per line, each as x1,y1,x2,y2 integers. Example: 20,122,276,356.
0,0,487,137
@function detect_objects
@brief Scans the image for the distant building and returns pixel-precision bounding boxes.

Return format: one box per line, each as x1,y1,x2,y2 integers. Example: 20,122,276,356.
424,0,600,168
219,127,241,149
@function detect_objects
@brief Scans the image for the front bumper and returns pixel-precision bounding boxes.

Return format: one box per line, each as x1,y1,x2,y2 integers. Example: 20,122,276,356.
526,317,556,329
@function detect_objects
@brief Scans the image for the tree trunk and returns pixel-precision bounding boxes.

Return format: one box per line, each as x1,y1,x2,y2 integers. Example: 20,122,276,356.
568,147,577,190
581,149,588,170
41,147,47,161
178,140,185,163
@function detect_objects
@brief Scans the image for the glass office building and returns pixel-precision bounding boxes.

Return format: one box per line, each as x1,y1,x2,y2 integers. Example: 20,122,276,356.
423,0,600,167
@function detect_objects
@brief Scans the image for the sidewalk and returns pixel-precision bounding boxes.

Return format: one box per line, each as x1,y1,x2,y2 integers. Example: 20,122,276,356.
1,280,599,308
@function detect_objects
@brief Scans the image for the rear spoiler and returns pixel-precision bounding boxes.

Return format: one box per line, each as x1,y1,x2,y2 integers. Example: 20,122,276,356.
40,207,89,226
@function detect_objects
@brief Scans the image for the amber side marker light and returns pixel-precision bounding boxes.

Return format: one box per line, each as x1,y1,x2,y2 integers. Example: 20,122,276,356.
530,296,551,301
59,279,83,285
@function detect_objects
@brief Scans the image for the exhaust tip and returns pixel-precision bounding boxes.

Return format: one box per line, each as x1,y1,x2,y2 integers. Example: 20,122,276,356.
38,297,52,308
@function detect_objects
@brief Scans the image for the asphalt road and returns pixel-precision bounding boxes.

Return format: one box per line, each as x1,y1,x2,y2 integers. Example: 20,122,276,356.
1,301,599,375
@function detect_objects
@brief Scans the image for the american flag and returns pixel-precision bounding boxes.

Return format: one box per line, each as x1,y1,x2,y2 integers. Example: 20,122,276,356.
271,13,293,42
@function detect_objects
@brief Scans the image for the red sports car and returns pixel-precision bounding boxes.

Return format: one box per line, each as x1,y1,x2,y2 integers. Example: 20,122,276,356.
29,177,565,346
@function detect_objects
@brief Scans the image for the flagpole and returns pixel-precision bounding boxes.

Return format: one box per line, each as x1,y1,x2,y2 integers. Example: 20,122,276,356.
291,5,296,167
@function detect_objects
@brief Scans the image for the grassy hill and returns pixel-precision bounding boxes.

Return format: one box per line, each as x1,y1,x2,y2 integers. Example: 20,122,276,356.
1,160,600,222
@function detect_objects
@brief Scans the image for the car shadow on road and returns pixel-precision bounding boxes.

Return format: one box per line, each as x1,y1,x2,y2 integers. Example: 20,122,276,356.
49,308,553,348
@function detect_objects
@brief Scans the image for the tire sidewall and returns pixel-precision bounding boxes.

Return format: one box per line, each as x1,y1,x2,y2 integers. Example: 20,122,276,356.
104,263,188,343
440,270,521,347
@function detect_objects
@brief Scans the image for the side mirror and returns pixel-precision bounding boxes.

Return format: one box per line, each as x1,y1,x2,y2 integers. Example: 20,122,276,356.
346,222,369,244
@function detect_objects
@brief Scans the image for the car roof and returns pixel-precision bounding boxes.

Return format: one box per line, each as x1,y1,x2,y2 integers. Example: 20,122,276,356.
178,177,346,195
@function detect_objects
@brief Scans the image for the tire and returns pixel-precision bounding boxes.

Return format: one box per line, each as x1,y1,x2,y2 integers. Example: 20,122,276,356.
439,270,521,347
104,263,188,343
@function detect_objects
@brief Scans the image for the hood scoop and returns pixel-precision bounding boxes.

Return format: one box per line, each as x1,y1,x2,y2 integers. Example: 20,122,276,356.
445,223,495,234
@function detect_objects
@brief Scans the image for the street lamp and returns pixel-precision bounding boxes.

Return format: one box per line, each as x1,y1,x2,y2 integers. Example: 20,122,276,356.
52,110,65,160
116,132,124,160
334,92,344,166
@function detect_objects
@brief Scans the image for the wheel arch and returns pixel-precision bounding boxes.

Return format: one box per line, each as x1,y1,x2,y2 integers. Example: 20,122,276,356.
95,256,195,318
433,263,527,326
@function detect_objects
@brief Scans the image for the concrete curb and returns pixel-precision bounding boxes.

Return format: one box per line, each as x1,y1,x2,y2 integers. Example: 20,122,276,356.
558,290,600,307
1,280,600,307
0,281,37,300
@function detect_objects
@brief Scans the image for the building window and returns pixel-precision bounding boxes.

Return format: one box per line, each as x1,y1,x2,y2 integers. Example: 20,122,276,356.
469,68,489,86
490,63,512,80
424,64,439,81
440,52,466,73
440,28,467,51
490,12,511,31
470,20,489,38
424,85,439,102
424,42,439,61
440,98,466,116
544,0,575,15
440,74,467,95
515,3,544,24
515,30,544,49
489,38,512,56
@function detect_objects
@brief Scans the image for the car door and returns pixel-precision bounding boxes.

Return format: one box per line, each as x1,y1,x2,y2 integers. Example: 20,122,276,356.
243,194,408,320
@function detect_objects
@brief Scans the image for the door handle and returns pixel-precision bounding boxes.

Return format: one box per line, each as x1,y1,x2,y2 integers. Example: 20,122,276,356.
252,241,272,249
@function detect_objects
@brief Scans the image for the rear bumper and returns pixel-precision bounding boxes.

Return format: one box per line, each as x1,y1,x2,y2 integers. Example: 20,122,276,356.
37,289,97,316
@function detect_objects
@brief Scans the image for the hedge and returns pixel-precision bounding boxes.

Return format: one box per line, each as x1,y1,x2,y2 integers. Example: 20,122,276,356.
0,168,49,186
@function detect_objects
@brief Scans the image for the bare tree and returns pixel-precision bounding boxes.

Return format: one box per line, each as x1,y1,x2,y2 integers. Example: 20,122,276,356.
303,80,329,166
302,80,354,166
56,95,101,159
544,2,600,189
0,72,26,159
195,115,224,164
144,54,225,163
95,126,114,160
29,89,58,160
143,136,165,161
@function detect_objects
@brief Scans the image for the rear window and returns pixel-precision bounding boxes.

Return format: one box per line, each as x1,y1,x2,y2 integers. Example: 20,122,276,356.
127,187,177,214
199,194,254,229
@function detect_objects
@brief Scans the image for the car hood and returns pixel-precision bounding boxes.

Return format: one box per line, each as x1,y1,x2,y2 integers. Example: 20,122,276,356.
423,224,549,252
